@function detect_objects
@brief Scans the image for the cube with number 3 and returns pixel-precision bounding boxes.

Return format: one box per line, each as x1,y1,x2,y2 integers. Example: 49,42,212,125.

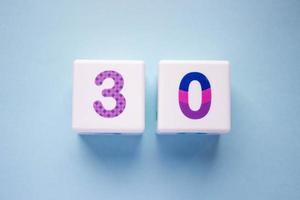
72,60,145,134
157,60,231,134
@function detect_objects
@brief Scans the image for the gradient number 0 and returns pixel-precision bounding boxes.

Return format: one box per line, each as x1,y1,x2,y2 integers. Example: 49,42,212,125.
93,70,126,118
178,72,211,119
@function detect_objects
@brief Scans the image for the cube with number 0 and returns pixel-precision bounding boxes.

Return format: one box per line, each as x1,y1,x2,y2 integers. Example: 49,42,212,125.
157,60,231,134
72,60,145,134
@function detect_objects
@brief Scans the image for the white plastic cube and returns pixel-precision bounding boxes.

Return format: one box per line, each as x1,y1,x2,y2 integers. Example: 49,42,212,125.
157,60,230,134
72,60,145,134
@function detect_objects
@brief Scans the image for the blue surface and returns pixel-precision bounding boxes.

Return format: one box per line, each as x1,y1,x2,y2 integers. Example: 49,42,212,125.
1,0,300,199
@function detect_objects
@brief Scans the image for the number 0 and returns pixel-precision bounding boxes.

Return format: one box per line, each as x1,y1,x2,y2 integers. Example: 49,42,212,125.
178,72,211,119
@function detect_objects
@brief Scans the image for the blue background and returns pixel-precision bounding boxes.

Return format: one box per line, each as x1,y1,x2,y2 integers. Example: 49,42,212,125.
1,0,300,199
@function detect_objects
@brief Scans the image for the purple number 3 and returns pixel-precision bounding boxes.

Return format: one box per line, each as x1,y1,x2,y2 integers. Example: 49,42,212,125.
93,70,126,118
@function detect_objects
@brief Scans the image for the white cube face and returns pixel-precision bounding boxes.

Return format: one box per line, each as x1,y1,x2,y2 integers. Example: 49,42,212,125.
72,60,145,134
157,60,231,134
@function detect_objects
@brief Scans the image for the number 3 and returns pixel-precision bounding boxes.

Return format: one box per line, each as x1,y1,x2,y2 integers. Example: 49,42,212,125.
178,72,212,119
93,70,126,118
